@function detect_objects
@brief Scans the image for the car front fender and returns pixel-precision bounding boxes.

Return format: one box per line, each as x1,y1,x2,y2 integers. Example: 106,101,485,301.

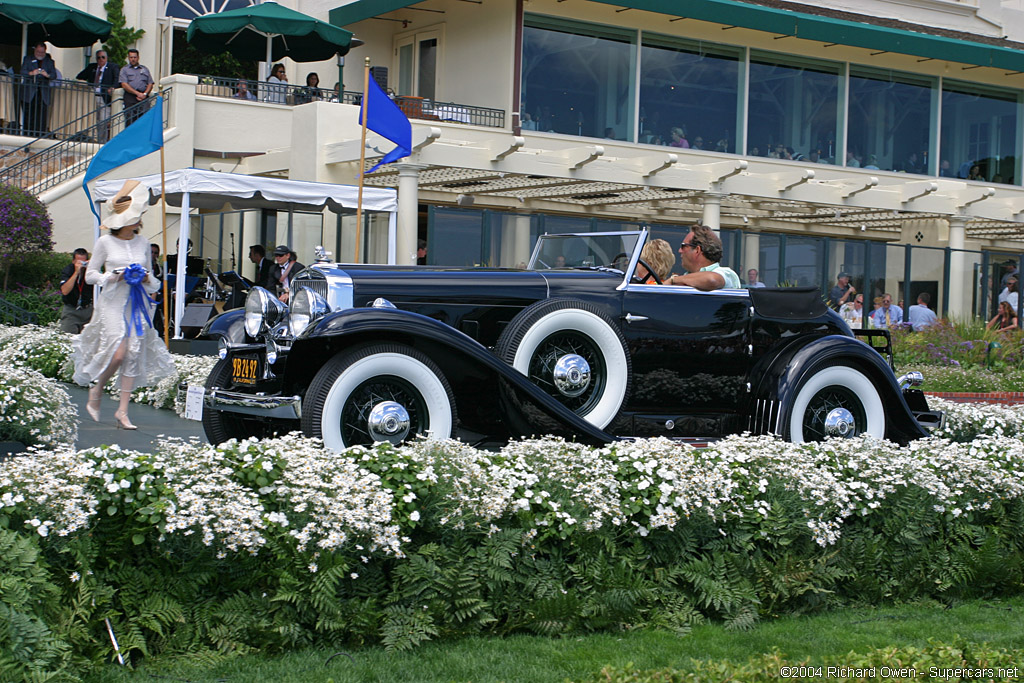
200,309,247,344
751,334,928,444
290,307,617,445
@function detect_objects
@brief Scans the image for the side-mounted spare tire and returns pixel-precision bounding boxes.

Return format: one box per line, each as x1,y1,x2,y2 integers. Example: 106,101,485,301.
783,363,886,443
301,343,457,451
496,298,630,429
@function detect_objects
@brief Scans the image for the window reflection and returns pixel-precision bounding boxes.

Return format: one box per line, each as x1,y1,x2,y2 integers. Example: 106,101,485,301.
941,82,1020,185
521,18,634,140
639,36,739,151
748,54,839,164
847,69,933,174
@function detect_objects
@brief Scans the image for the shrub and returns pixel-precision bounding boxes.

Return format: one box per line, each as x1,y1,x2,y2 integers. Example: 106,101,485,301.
1,429,1023,661
0,184,53,291
6,251,72,291
0,289,62,326
0,366,77,447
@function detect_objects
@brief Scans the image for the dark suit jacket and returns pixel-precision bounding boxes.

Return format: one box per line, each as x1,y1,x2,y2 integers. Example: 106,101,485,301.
272,260,305,291
76,62,120,104
19,54,56,104
254,257,275,290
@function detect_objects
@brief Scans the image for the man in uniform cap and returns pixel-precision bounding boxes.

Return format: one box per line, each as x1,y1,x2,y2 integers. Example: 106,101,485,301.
272,245,304,303
829,271,856,310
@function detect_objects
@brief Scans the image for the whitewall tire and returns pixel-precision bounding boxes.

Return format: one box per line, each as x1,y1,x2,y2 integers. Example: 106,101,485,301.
786,364,885,443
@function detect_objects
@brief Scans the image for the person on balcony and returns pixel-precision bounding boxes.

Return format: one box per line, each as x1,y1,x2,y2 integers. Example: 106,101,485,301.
19,42,55,137
233,78,256,101
120,48,153,125
76,49,119,142
295,72,321,104
266,64,288,104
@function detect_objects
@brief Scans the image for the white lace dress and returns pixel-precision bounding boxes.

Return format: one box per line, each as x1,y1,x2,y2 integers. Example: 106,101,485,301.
71,233,176,388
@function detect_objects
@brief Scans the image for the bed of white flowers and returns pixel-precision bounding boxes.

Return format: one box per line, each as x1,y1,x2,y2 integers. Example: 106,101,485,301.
0,366,77,448
0,323,217,418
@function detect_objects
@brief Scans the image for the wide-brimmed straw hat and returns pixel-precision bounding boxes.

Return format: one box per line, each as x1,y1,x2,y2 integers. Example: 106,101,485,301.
102,179,150,230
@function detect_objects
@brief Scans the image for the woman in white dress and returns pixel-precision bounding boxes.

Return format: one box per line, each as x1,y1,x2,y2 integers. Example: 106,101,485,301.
72,180,175,430
266,63,288,104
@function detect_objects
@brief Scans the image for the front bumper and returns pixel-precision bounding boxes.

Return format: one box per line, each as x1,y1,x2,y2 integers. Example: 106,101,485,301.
203,386,302,420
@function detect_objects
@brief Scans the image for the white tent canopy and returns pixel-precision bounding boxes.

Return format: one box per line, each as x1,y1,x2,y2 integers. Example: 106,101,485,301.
92,169,399,339
92,168,398,212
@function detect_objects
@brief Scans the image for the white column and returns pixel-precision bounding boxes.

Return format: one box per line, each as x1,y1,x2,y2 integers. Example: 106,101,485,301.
394,163,427,265
743,231,760,281
513,213,532,267
702,191,724,231
947,215,968,320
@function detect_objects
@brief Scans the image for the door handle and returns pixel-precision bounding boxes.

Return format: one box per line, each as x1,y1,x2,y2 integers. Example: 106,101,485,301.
623,313,648,323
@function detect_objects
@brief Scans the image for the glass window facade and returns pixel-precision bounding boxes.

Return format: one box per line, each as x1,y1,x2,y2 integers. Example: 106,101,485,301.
638,35,740,151
847,69,934,173
520,14,1024,186
748,53,839,163
521,17,635,140
940,81,1020,185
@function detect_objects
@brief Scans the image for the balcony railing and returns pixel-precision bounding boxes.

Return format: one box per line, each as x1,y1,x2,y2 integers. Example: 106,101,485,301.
0,72,114,140
192,74,505,128
0,89,171,195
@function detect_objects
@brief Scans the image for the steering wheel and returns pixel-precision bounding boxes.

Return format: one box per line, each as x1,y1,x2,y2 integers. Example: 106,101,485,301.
631,259,663,285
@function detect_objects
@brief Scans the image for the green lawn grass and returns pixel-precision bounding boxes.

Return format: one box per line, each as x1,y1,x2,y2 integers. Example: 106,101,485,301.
82,597,1024,682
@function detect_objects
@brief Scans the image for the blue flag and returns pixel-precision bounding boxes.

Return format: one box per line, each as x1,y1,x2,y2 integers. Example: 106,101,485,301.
360,77,411,175
83,96,164,221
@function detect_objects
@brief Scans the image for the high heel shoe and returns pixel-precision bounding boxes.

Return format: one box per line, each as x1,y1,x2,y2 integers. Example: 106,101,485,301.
86,384,102,422
114,411,137,430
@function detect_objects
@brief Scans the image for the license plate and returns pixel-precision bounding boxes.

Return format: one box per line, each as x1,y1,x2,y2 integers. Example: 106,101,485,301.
231,354,261,385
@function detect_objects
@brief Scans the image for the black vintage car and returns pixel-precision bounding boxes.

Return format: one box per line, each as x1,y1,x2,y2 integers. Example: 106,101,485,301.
199,230,940,450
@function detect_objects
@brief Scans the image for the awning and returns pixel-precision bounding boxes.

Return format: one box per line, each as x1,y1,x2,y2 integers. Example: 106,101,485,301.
92,168,398,213
329,0,1024,72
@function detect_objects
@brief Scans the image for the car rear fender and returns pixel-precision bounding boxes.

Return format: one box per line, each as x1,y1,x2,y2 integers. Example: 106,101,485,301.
750,334,928,443
290,307,616,445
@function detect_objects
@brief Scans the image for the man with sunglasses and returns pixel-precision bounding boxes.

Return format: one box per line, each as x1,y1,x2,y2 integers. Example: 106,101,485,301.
76,49,119,141
664,223,741,291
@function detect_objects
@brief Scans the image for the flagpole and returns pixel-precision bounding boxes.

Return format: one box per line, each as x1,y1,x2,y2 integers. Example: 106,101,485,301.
159,90,170,346
355,57,370,263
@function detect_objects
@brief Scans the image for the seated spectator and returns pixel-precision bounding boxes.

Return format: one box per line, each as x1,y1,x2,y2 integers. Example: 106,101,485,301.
521,112,537,130
846,150,861,167
862,154,880,170
234,79,256,100
968,164,984,181
669,126,689,148
939,159,953,177
840,293,864,329
988,301,1019,332
869,293,903,328
664,224,740,290
691,136,704,150
746,268,766,288
295,72,321,104
907,292,938,331
634,238,674,284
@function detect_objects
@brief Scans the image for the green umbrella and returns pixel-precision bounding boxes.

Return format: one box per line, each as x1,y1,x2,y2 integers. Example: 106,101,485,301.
0,0,111,58
186,1,357,80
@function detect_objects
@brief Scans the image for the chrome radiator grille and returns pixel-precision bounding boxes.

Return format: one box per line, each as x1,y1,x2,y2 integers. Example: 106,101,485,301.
292,276,328,301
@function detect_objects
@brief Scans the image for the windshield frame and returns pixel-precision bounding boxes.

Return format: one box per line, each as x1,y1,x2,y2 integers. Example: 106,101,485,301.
527,230,648,288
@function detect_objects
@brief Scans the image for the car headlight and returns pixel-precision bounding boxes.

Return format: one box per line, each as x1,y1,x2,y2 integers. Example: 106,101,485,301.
244,286,287,339
290,287,331,336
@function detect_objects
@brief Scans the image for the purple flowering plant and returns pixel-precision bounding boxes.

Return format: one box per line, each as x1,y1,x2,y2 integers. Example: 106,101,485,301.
0,184,54,291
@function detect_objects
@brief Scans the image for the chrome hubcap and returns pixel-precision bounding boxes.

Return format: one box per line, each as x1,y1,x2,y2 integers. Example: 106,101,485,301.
552,354,591,397
823,407,855,437
367,401,411,443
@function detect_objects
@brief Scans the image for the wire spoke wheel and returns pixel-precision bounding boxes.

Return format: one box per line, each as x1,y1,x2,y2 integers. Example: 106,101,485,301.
528,331,606,414
802,385,866,441
340,376,428,447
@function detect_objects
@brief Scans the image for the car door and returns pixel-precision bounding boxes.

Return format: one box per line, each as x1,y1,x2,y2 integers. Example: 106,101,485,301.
619,283,752,437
